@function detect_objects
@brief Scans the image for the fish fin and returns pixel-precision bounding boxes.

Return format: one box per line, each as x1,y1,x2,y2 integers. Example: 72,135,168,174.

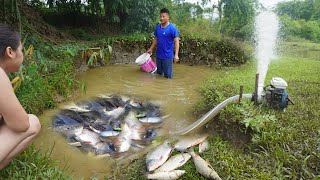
161,114,170,119
186,147,194,154
82,141,92,144
206,163,214,169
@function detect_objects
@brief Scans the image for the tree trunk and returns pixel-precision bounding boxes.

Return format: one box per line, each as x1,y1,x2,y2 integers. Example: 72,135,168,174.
103,0,108,17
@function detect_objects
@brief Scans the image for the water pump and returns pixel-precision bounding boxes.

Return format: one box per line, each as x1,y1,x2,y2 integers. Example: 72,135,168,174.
262,77,294,110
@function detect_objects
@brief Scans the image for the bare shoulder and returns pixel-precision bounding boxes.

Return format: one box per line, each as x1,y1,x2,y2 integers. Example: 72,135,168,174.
0,67,28,131
0,67,9,80
0,67,13,94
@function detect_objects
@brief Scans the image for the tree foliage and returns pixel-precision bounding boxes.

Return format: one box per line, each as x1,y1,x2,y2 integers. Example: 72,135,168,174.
201,0,257,40
276,0,320,42
276,0,320,21
21,0,168,33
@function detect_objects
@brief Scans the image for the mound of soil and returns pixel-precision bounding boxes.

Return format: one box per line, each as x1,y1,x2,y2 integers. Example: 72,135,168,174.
19,3,74,42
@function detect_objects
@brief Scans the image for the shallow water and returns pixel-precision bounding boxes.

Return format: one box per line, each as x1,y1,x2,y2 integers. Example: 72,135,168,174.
34,63,212,178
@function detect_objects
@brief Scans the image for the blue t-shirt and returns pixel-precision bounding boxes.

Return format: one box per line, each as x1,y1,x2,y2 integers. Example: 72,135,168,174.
154,23,179,60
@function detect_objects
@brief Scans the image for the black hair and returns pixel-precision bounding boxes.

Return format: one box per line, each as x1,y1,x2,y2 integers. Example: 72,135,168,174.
0,23,21,59
160,8,170,15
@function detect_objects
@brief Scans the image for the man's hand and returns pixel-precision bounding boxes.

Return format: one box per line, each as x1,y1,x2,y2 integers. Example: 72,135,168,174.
174,55,179,63
147,49,153,55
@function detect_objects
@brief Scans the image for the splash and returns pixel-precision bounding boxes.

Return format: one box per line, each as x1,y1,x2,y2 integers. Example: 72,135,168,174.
254,9,280,95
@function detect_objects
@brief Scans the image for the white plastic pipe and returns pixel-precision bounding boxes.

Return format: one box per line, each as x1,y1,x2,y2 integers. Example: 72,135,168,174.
171,94,253,135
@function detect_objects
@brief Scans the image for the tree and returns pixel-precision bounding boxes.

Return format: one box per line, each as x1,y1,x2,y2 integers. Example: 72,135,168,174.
276,0,320,21
202,0,257,38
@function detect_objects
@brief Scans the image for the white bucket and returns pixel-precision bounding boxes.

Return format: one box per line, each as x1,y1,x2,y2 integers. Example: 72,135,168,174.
135,53,151,65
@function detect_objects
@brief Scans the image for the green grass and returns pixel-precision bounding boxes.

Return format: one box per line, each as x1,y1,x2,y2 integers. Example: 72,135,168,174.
0,145,72,179
121,56,320,179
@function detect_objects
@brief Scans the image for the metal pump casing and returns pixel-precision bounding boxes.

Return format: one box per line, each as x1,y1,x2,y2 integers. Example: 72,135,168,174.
263,77,293,110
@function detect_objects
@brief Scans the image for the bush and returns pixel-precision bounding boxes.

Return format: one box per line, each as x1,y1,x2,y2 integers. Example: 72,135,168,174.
213,38,248,66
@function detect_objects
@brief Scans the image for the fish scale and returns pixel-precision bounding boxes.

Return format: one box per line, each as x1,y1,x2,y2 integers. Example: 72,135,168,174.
75,129,101,145
146,142,173,171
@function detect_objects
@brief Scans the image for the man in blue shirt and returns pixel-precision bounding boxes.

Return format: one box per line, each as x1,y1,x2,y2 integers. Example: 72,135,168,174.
147,8,180,79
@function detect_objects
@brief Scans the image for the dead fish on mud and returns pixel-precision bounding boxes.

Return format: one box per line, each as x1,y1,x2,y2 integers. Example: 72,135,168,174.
199,139,209,153
174,134,208,152
146,170,185,180
154,153,191,173
187,148,221,180
146,141,173,171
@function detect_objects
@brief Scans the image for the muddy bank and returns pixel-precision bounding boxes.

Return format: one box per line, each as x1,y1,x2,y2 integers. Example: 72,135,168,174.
109,37,249,67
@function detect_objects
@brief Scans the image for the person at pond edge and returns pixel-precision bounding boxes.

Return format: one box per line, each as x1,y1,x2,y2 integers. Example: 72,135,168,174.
0,23,41,170
147,8,180,79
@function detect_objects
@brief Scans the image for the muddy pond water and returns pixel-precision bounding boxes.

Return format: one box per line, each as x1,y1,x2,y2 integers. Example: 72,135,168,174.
34,63,213,178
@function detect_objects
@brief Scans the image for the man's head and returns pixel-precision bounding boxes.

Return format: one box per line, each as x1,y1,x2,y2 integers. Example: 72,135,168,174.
159,8,170,25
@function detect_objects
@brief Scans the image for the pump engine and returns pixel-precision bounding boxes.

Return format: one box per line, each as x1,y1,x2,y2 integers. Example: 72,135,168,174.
262,77,294,110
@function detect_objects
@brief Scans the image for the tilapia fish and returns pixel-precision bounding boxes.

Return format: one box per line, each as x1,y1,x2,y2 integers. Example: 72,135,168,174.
52,114,79,127
154,153,191,173
187,149,221,180
174,134,208,152
94,142,116,155
113,137,131,153
146,142,173,172
138,117,163,124
53,123,83,136
199,139,209,153
74,129,101,145
147,170,185,180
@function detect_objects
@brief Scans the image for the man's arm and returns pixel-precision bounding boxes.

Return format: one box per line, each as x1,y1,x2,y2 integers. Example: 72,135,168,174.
147,37,158,55
174,37,179,63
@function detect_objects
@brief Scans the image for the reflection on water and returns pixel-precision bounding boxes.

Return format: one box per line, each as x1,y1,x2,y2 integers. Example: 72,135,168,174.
35,64,212,178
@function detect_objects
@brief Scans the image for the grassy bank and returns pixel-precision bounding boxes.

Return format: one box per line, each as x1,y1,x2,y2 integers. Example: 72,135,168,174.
121,56,320,179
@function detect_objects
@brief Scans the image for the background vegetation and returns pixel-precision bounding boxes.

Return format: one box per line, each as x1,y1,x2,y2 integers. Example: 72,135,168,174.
0,0,319,179
276,0,320,42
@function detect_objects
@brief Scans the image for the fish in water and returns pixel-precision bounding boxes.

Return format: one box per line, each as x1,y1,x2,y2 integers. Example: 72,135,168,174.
64,104,91,112
154,153,191,173
99,130,120,138
94,142,116,155
98,130,120,143
99,94,128,107
187,149,221,180
113,137,131,153
58,109,84,124
112,123,132,152
76,100,106,111
52,114,79,127
52,94,166,157
74,129,101,145
53,123,83,136
89,123,113,133
146,170,185,180
174,134,208,152
103,106,126,119
144,128,157,142
146,142,173,171
138,117,163,124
